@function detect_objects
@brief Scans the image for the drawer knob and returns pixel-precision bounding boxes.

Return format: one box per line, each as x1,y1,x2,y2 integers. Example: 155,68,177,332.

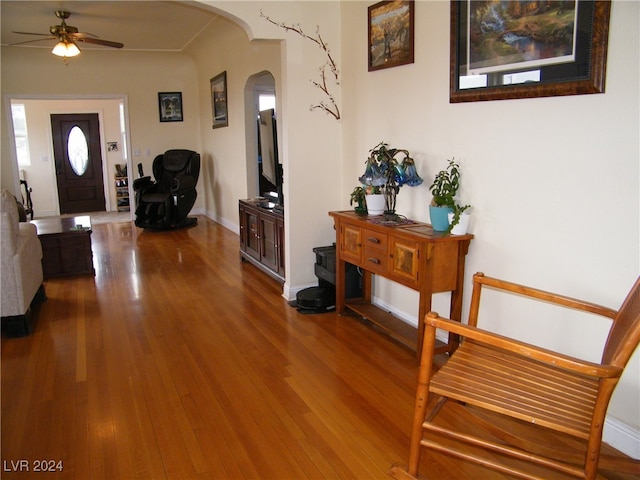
368,257,380,265
367,237,380,244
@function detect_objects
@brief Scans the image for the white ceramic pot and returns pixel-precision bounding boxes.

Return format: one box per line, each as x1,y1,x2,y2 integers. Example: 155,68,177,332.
447,211,471,235
366,194,385,215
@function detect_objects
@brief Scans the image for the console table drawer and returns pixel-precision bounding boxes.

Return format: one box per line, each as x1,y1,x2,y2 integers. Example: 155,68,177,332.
363,228,387,274
363,228,387,251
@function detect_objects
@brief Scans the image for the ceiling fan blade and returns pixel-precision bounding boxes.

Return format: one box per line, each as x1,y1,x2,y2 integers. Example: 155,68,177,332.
75,37,123,49
10,37,56,46
12,31,52,36
12,11,124,52
71,32,98,39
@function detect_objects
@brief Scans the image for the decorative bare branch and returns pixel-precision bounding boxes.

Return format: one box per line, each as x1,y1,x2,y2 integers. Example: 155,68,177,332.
260,10,340,121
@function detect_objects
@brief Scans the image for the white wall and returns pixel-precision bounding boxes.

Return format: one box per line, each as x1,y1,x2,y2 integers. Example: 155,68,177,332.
200,1,345,293
183,15,281,231
339,0,639,455
1,48,201,209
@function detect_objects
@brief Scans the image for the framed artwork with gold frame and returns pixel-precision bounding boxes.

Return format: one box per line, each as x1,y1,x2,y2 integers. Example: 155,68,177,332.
210,71,228,128
450,1,611,103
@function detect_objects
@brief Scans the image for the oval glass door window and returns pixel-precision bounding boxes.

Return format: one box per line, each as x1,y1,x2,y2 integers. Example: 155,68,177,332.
67,126,89,176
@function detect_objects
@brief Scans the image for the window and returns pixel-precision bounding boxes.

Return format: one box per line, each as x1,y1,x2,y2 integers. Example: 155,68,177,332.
119,102,128,160
11,104,30,166
259,93,275,112
67,126,89,176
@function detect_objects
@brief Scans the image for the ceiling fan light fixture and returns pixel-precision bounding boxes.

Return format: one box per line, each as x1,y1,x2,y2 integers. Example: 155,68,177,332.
52,40,80,58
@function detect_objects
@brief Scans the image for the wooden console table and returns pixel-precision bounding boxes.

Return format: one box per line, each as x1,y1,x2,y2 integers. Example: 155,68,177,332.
329,211,473,357
31,215,95,279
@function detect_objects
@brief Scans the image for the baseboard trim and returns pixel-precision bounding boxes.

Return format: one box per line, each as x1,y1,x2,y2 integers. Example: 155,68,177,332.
604,416,640,459
203,208,237,235
284,282,317,302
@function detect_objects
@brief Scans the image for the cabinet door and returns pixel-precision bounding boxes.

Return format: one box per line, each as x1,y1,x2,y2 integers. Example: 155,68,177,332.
389,238,420,288
239,205,247,251
243,207,261,261
276,217,285,276
340,223,362,265
259,215,278,271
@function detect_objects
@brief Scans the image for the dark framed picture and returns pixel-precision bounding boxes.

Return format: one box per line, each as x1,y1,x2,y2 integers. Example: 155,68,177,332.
368,0,415,72
158,92,183,122
210,71,228,129
450,1,611,103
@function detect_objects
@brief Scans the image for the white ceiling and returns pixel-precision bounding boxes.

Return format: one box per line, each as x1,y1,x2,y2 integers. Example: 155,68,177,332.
1,1,219,53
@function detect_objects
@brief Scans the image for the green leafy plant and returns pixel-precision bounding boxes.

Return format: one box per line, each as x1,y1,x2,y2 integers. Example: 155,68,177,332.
350,186,368,214
430,158,471,233
429,158,461,208
449,203,471,232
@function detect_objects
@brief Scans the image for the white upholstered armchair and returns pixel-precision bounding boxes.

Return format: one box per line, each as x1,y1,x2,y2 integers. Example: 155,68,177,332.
1,189,46,336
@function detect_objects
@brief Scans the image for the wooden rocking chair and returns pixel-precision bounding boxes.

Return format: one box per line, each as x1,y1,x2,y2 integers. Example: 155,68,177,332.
390,272,640,480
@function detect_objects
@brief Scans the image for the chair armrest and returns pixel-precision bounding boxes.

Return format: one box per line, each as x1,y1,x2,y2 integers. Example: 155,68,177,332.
133,176,153,192
17,221,38,238
425,313,622,379
171,175,196,193
472,273,618,319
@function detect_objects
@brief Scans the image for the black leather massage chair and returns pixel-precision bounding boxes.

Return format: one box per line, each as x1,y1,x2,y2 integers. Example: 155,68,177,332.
133,149,200,230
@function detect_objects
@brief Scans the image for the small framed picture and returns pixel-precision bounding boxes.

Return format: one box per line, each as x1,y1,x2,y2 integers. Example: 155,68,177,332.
210,71,228,129
368,0,415,72
158,92,183,122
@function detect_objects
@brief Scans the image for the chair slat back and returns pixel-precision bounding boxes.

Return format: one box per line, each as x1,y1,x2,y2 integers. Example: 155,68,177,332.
602,276,640,367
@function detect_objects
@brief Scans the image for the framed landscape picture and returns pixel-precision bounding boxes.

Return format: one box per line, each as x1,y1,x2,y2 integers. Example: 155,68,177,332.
210,71,228,129
368,0,415,72
158,92,183,122
450,0,611,102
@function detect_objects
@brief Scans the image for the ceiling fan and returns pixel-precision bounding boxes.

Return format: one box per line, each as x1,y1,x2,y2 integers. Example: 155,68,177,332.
12,10,124,58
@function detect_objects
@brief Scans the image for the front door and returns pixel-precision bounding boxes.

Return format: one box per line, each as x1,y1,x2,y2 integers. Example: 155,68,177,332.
51,113,106,214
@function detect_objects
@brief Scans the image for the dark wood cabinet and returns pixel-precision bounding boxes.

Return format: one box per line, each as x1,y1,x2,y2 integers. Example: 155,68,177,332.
239,199,284,282
241,205,261,261
32,215,95,279
330,211,473,357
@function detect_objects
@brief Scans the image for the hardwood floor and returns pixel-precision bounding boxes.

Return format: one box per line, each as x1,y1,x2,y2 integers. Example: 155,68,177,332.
2,217,637,479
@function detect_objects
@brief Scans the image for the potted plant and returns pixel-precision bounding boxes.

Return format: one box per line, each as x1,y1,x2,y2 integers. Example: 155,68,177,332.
362,185,385,215
349,186,368,215
448,203,471,234
429,158,469,232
